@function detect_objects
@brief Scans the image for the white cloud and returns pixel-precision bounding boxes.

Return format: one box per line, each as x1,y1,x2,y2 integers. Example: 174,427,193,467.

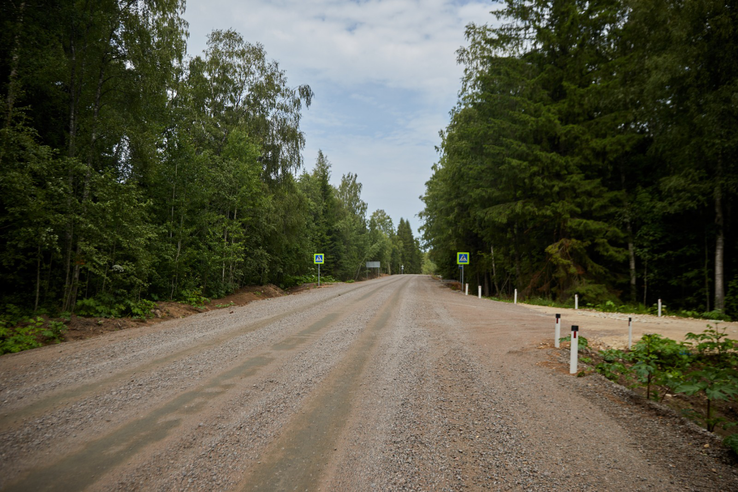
184,0,501,236
186,0,498,101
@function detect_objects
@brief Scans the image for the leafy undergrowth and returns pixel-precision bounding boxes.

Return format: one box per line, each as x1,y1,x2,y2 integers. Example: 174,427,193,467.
436,281,732,321
0,315,68,354
279,273,338,289
0,284,290,355
526,297,732,321
571,325,738,455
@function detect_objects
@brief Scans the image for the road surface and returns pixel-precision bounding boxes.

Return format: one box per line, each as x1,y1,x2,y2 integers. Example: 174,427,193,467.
1,275,736,490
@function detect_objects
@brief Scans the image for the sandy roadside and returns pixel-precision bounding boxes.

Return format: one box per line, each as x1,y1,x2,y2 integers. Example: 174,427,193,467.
519,302,738,349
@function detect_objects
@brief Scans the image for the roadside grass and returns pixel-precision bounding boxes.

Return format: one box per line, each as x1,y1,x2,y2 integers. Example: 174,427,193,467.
522,297,732,322
569,325,738,455
0,275,343,355
444,284,733,322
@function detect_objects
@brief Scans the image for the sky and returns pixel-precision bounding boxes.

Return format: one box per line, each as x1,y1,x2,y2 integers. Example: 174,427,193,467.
183,0,501,238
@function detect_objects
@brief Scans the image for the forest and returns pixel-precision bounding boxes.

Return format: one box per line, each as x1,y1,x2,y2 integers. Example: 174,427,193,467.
421,0,738,317
0,0,422,319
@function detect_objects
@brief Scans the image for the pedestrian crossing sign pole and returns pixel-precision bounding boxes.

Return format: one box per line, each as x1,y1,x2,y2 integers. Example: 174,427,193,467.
457,252,469,291
314,254,324,286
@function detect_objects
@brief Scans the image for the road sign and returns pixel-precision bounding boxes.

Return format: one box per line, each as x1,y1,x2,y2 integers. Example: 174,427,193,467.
366,261,380,269
314,254,324,264
457,252,469,265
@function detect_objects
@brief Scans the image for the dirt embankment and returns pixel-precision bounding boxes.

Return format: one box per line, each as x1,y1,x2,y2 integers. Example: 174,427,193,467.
59,284,295,343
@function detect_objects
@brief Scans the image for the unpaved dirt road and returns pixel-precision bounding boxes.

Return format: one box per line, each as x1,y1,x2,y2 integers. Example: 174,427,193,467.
1,275,736,491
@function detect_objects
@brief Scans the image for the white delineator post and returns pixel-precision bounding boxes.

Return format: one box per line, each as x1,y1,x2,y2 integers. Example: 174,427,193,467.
569,325,579,374
575,294,579,310
628,317,633,350
465,284,469,296
514,289,518,304
555,313,561,348
478,285,482,299
658,299,662,317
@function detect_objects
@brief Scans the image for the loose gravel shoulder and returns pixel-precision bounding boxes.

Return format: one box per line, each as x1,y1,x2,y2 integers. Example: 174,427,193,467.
0,275,736,491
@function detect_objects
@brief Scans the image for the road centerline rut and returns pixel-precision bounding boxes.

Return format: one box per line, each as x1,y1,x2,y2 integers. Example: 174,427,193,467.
239,278,406,491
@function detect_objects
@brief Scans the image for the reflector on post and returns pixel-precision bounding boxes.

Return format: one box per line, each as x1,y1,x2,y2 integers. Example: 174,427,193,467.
570,325,579,374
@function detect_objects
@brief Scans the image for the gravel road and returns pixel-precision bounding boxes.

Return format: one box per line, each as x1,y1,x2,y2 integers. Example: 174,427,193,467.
1,275,736,491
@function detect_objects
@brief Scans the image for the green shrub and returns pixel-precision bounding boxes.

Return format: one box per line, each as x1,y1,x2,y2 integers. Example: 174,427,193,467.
676,367,738,432
595,349,629,381
75,295,158,318
700,310,732,322
179,290,210,308
686,324,737,367
280,274,338,289
125,299,157,319
628,334,691,401
593,326,738,433
0,316,67,355
725,434,738,455
559,335,589,352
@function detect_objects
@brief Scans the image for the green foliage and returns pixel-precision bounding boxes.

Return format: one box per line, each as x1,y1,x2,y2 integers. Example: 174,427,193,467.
0,316,67,355
699,311,732,322
421,253,437,275
628,334,691,401
676,367,738,432
126,300,157,320
280,274,338,289
686,324,737,366
595,349,629,382
0,1,409,334
43,320,68,340
0,319,42,354
559,335,589,352
74,296,157,319
594,326,738,434
179,291,210,309
420,0,738,314
725,434,738,455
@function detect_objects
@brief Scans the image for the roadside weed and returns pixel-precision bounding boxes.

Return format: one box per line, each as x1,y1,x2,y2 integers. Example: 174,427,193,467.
591,326,738,436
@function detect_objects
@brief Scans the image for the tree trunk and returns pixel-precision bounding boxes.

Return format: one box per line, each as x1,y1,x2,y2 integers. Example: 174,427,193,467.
62,33,79,313
705,235,711,312
491,244,500,296
620,172,637,303
714,182,725,311
642,258,648,306
626,219,637,303
34,243,41,312
68,48,109,310
513,223,521,290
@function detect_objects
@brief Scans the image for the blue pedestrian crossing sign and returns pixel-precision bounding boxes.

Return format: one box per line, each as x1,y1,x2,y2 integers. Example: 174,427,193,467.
314,254,325,264
457,252,469,265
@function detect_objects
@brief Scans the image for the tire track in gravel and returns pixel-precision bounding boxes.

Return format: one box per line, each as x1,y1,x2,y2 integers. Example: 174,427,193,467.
357,277,544,490
0,278,399,428
0,277,406,491
237,276,407,492
105,276,412,491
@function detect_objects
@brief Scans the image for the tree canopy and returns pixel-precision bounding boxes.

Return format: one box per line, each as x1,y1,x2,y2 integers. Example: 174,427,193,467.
0,1,421,318
422,0,738,316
